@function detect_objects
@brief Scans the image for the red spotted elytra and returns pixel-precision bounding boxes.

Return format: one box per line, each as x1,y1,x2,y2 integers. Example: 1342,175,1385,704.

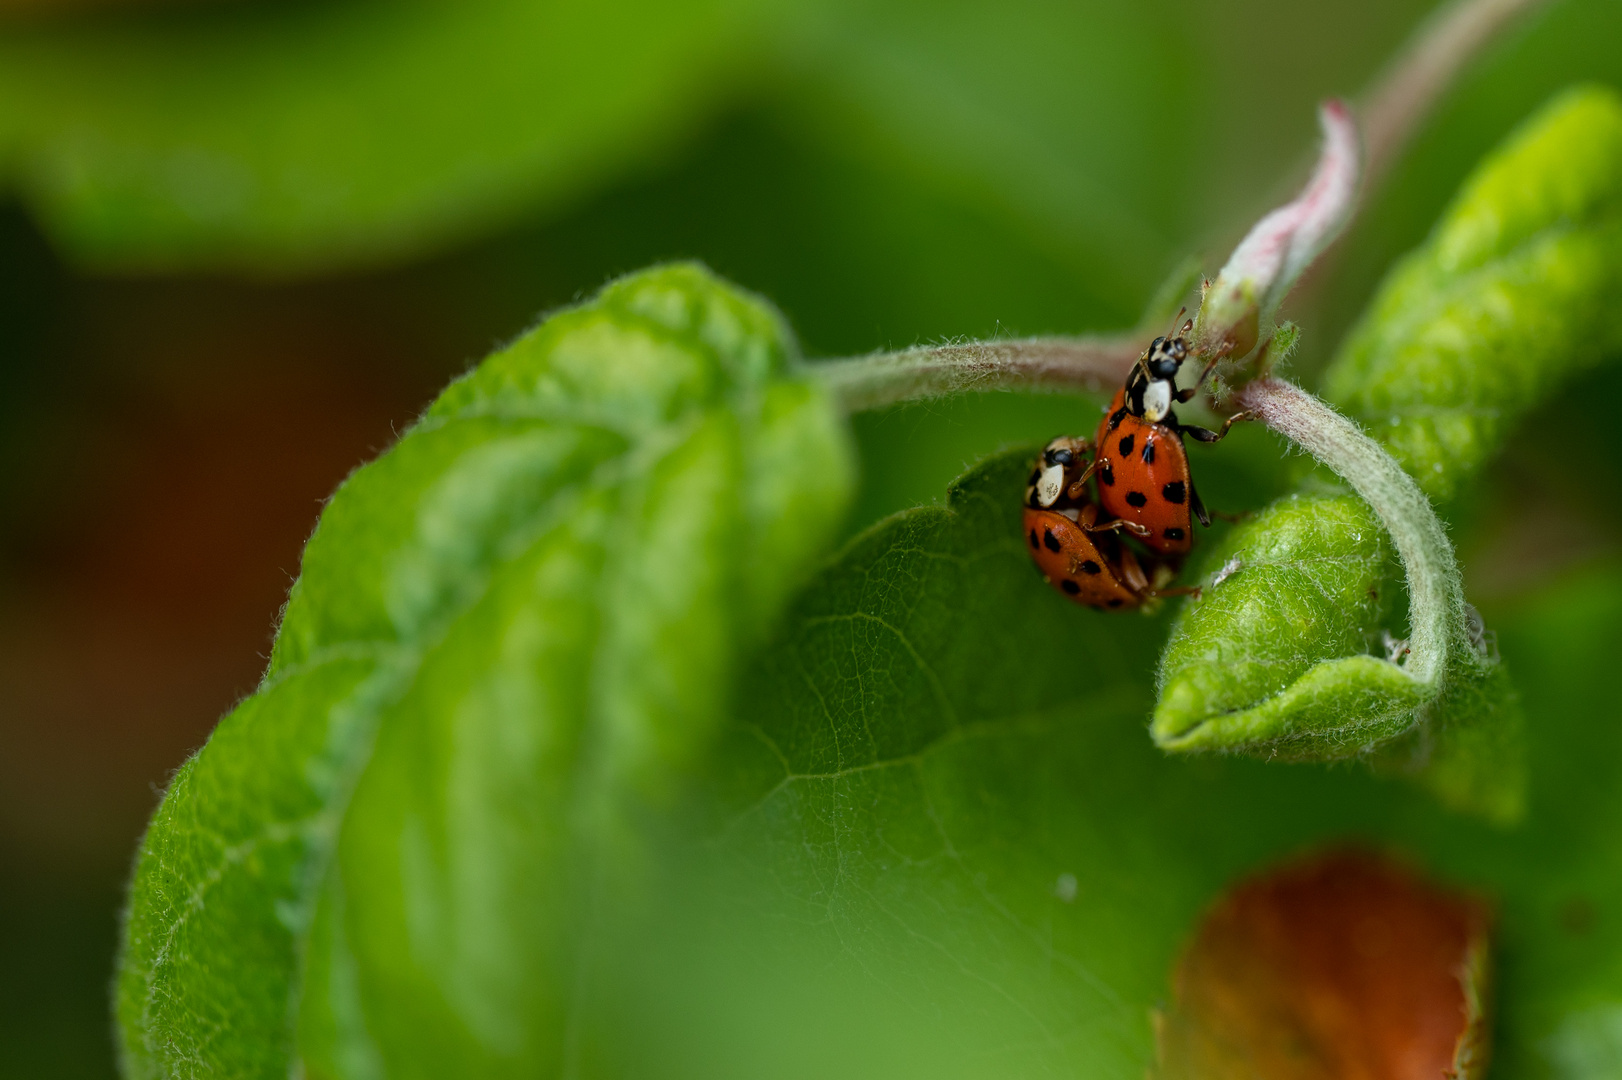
1093,320,1249,556
1023,437,1195,610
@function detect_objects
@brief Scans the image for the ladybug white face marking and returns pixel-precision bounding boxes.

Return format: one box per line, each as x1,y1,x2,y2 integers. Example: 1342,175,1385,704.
1135,334,1189,423
1142,378,1173,423
1033,436,1079,508
1035,462,1065,507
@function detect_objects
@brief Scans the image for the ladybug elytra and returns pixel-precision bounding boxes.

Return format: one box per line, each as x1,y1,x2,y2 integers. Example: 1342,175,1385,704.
1022,437,1193,611
1093,322,1248,556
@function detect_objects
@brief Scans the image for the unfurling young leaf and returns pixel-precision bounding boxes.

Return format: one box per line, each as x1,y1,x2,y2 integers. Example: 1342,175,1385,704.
114,264,854,1078
1155,86,1622,822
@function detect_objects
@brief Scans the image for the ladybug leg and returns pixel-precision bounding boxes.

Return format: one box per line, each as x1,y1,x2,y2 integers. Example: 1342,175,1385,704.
1066,457,1100,500
1190,484,1212,529
1151,584,1203,601
1181,410,1253,444
1116,546,1151,595
1084,518,1150,539
1187,485,1248,528
1183,340,1235,397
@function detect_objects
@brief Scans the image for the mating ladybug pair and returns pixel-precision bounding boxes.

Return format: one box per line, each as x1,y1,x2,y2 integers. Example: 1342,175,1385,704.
1023,321,1247,610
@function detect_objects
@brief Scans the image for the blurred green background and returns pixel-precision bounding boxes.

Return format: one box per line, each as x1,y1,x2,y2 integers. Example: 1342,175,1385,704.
3,0,1621,1075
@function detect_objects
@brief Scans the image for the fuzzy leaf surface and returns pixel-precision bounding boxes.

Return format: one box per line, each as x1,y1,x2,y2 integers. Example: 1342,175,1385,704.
1153,88,1622,812
113,263,854,1078
1326,85,1622,502
645,449,1622,1078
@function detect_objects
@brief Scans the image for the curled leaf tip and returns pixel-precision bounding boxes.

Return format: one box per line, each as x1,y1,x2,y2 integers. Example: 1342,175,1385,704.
1155,377,1524,819
1198,100,1362,362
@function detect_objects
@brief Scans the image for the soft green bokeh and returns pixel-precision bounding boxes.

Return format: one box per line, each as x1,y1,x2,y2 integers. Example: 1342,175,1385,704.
0,0,785,273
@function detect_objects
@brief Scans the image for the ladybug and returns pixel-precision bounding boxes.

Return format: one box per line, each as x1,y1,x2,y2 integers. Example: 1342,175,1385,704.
1022,438,1192,610
1093,325,1248,556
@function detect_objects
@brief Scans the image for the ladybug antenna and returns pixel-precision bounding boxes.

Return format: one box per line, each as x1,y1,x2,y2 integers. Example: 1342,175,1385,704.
1167,306,1187,339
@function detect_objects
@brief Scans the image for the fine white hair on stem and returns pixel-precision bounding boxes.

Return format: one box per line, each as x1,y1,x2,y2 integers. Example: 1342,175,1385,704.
813,335,1142,413
1198,102,1362,359
1235,377,1467,688
811,0,1543,420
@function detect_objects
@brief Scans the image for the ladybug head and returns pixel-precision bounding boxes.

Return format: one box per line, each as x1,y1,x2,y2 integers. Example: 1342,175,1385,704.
1031,436,1085,509
1144,335,1188,381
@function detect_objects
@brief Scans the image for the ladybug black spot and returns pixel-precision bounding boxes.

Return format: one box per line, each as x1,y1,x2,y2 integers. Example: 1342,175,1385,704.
1118,433,1135,457
1162,480,1186,504
1060,579,1081,595
1142,439,1155,464
1029,528,1040,550
1100,463,1115,486
1107,598,1125,608
1126,491,1148,508
1080,559,1102,575
1164,527,1185,541
1043,529,1062,553
1108,408,1127,431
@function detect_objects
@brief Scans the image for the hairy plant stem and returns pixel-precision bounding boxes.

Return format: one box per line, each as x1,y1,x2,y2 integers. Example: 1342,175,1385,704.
1235,377,1466,687
812,335,1141,414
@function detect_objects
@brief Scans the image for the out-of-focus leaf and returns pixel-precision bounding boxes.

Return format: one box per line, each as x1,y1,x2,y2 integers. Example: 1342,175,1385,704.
113,263,854,1077
1154,850,1492,1080
0,0,781,273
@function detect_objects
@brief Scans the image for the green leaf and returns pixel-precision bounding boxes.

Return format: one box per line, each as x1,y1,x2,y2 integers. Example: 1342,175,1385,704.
1152,490,1420,758
1152,87,1622,818
114,263,854,1077
113,434,1622,1076
1325,85,1622,502
0,0,777,273
656,450,1622,1077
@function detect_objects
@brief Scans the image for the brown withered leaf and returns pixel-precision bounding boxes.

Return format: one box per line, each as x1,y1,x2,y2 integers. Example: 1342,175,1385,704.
1155,849,1491,1080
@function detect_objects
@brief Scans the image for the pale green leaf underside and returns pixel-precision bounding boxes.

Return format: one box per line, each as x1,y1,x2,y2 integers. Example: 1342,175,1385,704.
115,264,854,1078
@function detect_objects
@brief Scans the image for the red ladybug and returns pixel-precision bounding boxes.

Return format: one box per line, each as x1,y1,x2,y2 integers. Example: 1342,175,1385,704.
1022,437,1193,610
1093,327,1247,556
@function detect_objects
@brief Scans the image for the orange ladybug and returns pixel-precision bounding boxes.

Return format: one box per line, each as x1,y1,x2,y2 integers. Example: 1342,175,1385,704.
1093,326,1247,556
1022,437,1193,610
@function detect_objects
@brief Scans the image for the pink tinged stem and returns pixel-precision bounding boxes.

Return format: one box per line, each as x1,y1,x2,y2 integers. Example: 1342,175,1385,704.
1198,102,1363,358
